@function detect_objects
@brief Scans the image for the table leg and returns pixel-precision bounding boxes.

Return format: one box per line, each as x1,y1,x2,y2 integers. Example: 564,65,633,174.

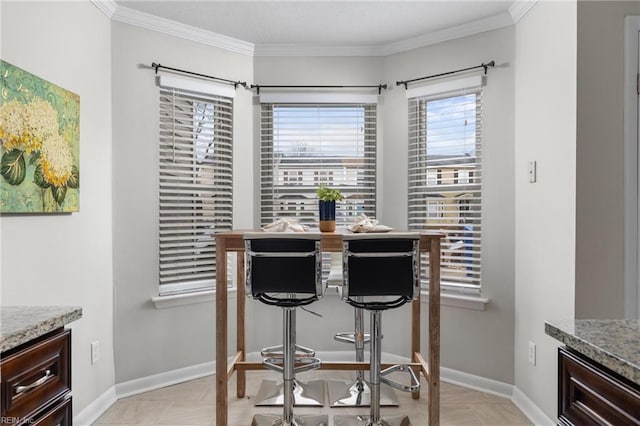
216,238,228,426
429,238,441,426
411,289,421,400
236,252,246,398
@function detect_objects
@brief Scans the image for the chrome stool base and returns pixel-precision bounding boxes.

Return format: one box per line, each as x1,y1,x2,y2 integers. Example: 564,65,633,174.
333,415,412,426
251,414,329,426
254,378,325,406
327,379,398,407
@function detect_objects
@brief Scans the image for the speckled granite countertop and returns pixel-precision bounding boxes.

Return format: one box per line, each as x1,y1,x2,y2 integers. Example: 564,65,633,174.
0,306,82,353
545,319,640,385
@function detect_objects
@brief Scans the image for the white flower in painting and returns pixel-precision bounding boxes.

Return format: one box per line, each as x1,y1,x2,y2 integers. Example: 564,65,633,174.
24,98,58,140
0,98,60,154
0,99,26,149
40,134,73,187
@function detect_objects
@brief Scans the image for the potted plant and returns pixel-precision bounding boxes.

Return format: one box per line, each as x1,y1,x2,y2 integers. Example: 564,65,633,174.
316,184,343,232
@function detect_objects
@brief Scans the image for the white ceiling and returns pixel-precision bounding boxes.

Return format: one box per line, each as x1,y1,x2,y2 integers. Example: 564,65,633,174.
113,1,525,54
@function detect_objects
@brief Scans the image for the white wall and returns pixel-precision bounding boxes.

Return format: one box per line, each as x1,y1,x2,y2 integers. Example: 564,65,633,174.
514,1,577,419
0,0,115,415
111,21,254,382
253,26,517,384
575,1,640,319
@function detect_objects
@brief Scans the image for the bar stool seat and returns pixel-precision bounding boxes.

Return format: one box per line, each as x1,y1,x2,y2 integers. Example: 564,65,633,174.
334,233,421,426
244,232,329,426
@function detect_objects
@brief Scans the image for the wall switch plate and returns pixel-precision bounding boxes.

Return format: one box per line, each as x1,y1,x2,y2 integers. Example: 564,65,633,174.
528,340,536,365
91,340,100,364
528,161,537,183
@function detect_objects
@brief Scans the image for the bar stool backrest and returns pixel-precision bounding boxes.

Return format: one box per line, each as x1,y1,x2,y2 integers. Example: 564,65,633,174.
244,232,323,307
342,233,420,311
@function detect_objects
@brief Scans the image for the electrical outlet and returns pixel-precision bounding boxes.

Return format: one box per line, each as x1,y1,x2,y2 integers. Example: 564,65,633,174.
91,340,100,364
528,340,536,365
528,161,537,183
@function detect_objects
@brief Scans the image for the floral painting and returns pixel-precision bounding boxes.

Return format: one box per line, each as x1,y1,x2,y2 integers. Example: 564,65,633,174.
0,60,79,213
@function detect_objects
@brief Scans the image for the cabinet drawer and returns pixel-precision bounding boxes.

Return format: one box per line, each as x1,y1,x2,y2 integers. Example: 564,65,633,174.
33,397,71,426
1,329,71,423
559,347,640,425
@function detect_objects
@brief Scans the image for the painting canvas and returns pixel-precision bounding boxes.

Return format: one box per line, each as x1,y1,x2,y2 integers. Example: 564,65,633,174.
0,60,79,213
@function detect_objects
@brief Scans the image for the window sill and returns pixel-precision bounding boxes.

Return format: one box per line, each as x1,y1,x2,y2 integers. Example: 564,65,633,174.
421,290,489,311
151,288,237,309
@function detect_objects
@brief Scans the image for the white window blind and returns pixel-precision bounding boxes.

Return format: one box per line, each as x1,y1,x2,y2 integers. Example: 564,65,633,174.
158,85,233,295
408,88,482,292
260,104,377,227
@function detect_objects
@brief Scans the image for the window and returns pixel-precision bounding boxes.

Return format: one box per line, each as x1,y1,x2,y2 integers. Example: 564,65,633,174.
260,104,377,227
158,78,233,296
427,169,438,186
455,169,471,184
314,170,334,185
427,200,445,218
408,81,482,292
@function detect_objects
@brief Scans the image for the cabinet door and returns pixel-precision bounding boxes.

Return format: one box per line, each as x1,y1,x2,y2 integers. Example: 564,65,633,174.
559,347,640,425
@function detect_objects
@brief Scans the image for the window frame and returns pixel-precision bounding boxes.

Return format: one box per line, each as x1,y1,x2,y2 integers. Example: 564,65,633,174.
156,75,234,297
407,76,483,295
259,102,378,228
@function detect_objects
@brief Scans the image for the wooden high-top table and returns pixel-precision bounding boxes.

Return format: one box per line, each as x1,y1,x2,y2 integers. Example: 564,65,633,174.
215,230,442,425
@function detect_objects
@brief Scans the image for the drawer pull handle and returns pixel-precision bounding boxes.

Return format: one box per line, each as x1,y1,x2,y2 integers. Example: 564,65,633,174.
15,369,52,394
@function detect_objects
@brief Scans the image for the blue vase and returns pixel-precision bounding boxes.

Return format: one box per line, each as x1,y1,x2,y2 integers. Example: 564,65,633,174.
318,200,336,232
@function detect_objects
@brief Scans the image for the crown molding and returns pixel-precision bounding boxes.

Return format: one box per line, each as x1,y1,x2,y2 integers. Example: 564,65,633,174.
92,1,537,58
106,3,255,56
255,44,383,57
381,11,514,56
509,0,538,23
90,0,117,18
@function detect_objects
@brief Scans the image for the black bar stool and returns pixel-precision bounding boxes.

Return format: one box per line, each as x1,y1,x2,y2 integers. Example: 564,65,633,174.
326,254,399,408
244,232,329,426
334,233,421,426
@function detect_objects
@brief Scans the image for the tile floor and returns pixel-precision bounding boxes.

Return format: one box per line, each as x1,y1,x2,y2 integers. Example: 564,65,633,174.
93,370,532,425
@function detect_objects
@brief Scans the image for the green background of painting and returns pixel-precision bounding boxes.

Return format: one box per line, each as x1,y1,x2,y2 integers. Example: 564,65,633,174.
1,60,80,213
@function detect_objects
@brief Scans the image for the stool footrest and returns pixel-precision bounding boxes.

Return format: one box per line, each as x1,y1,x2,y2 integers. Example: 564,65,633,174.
260,344,316,358
334,332,371,345
380,364,420,393
263,356,322,374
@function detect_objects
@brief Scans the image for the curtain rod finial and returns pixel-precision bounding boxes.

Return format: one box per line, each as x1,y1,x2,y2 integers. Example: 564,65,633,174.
483,60,496,74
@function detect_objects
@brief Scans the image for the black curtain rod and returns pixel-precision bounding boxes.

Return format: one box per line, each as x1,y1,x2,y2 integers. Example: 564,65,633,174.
251,84,387,95
151,62,247,89
396,61,495,89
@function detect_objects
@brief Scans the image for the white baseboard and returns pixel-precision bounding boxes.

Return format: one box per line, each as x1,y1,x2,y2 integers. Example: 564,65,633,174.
440,365,513,399
78,352,550,426
512,386,555,426
115,360,215,398
73,386,117,426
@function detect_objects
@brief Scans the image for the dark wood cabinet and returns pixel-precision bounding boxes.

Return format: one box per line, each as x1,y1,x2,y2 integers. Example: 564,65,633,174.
558,347,640,426
1,328,72,426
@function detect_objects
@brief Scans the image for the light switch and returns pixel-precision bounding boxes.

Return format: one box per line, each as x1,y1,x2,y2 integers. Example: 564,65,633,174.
528,161,537,183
